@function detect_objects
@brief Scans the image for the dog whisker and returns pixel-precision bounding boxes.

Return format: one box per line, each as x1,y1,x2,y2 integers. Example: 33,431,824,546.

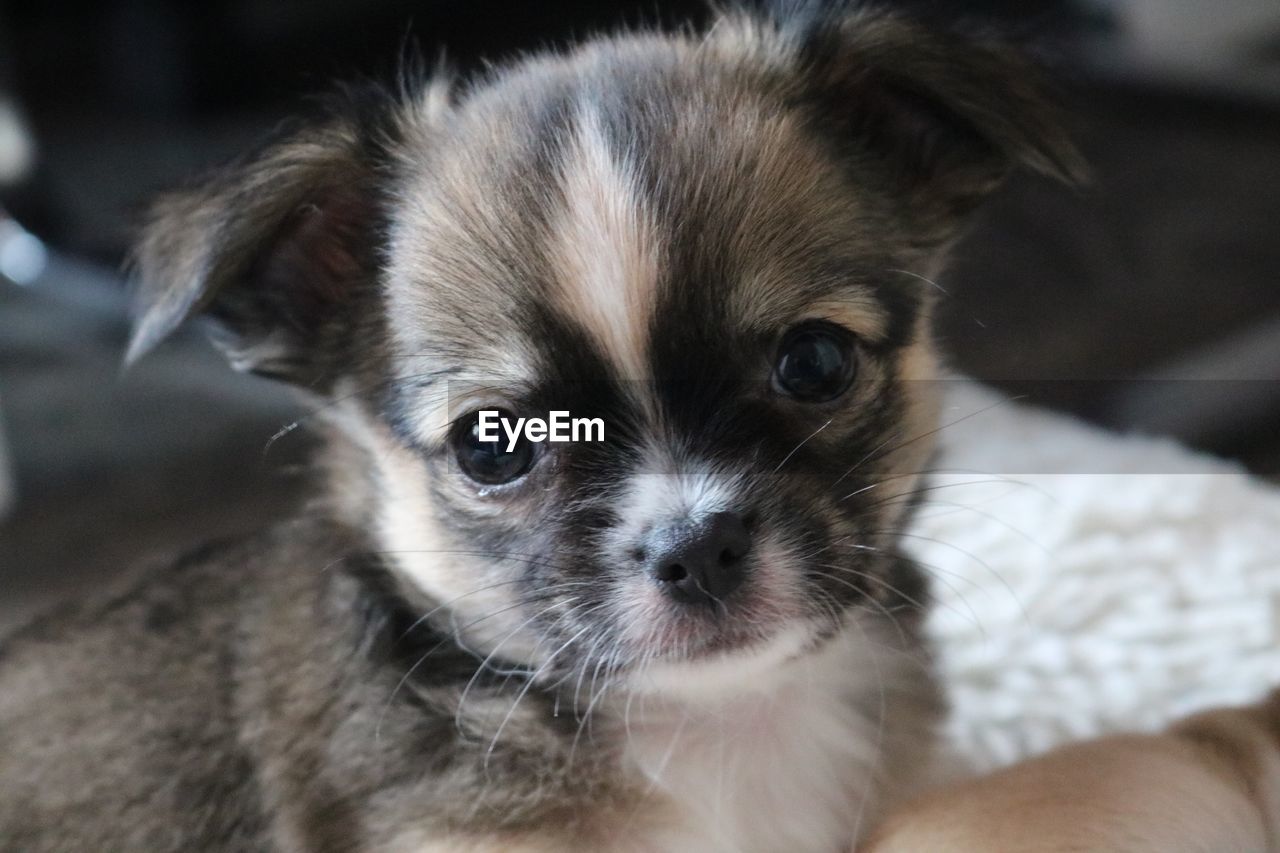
830,396,1023,489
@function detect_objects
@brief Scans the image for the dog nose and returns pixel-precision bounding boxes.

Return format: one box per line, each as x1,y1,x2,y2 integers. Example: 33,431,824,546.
646,512,752,606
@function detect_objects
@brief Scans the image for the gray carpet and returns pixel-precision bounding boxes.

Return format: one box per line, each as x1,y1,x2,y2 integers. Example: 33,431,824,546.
0,260,309,634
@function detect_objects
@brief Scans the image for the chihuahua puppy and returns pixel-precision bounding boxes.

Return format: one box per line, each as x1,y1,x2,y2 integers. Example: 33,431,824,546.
0,3,1081,851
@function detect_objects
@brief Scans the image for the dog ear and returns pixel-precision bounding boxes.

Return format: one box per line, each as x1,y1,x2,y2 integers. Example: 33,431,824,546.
777,4,1087,235
127,107,388,386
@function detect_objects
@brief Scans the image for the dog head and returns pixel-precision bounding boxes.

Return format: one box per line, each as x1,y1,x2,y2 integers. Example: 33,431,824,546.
131,5,1081,695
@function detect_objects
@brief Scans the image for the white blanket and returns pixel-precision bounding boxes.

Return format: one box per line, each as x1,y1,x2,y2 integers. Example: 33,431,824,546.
912,382,1280,771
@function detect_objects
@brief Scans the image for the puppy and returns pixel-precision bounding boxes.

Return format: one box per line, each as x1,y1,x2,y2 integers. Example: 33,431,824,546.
862,691,1280,852
0,4,1081,850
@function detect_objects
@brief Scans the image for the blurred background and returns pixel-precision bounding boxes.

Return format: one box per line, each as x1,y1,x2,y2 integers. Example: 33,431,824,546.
1,0,1278,629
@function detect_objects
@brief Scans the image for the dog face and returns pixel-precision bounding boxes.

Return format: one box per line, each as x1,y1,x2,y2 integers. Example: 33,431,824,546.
131,7,1080,692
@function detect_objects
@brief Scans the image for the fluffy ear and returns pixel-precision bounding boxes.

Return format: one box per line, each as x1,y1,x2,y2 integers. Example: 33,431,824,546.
776,4,1087,234
127,108,388,386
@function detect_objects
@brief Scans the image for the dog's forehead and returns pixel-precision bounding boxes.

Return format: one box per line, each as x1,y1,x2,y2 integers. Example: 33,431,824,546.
384,44,894,388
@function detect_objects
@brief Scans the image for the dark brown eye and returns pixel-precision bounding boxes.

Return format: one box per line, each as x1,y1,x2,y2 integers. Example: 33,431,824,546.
452,409,536,485
772,322,858,402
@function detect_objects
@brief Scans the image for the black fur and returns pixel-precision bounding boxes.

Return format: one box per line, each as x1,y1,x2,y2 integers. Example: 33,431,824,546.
2,6,1080,849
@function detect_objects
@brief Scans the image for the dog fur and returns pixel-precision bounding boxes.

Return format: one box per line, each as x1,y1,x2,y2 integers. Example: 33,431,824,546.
0,4,1081,850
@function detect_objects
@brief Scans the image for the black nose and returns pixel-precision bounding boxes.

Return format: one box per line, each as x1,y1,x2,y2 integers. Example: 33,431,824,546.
645,512,752,606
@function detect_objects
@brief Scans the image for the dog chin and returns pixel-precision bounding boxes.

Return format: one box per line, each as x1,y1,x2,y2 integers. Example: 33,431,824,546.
622,620,820,701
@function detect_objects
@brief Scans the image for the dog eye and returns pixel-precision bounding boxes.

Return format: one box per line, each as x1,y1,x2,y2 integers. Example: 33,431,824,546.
772,322,858,402
452,409,536,486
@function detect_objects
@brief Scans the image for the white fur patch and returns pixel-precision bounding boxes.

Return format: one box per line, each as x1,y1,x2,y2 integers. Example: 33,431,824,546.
598,619,908,852
550,108,660,383
335,396,548,664
620,464,739,531
625,622,813,699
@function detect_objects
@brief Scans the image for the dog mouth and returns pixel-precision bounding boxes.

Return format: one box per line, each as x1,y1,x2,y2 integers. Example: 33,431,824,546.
660,618,776,659
614,572,810,665
621,618,823,696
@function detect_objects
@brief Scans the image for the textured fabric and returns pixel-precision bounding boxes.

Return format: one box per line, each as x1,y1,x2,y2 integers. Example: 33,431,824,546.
914,381,1280,771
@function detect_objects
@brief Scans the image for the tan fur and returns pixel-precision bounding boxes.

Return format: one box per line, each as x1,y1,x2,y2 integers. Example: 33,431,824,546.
802,298,893,343
863,691,1280,852
549,108,661,383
